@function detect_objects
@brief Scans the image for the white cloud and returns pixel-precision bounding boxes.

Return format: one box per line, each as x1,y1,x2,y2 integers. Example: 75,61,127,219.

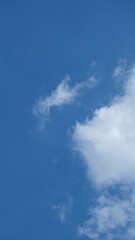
72,64,135,186
33,74,95,119
113,58,127,78
71,62,135,240
78,192,135,240
51,194,73,223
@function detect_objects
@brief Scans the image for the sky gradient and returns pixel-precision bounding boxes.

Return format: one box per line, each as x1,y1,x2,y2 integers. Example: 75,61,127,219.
1,1,135,239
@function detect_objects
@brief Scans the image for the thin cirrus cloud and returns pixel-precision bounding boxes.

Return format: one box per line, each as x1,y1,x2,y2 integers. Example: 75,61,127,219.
33,74,96,118
112,58,127,78
72,63,135,186
51,194,73,223
79,191,135,240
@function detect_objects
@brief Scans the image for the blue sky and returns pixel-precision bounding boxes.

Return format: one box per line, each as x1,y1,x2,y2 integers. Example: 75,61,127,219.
1,1,135,239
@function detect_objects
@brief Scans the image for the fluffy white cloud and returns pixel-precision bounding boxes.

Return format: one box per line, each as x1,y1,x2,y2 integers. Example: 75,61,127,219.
78,192,135,240
33,74,95,117
72,65,135,185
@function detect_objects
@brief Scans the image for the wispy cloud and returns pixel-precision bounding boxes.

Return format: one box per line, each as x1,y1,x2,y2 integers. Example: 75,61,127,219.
90,60,97,67
78,190,135,240
51,194,73,223
72,64,135,186
113,58,127,78
33,74,95,119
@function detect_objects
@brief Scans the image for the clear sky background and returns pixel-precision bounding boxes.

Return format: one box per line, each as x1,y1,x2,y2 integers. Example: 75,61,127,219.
1,1,135,240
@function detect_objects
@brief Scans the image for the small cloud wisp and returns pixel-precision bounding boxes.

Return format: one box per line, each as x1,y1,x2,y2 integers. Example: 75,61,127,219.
33,74,95,118
51,194,73,223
